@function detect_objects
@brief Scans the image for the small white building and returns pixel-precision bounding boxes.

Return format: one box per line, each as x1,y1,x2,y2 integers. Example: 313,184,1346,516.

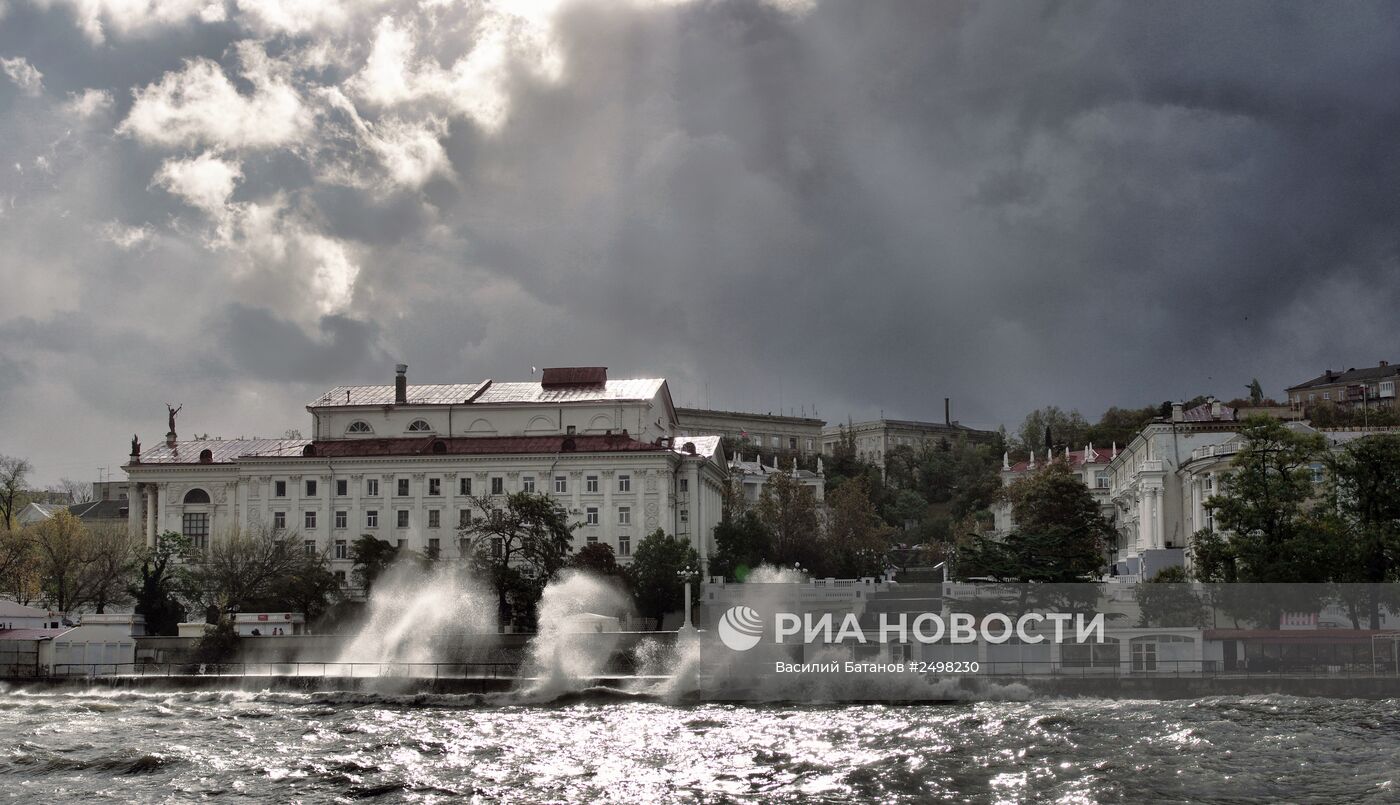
0,600,63,631
46,614,144,674
234,612,306,636
727,454,825,504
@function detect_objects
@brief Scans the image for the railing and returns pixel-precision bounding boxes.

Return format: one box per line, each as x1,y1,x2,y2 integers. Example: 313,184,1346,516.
959,658,1400,679
45,661,522,679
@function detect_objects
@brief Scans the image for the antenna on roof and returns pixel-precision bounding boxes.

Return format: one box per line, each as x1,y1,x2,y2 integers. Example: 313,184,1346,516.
531,366,538,374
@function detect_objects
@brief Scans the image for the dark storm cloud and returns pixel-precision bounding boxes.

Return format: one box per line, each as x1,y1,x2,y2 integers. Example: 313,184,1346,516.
2,0,1399,482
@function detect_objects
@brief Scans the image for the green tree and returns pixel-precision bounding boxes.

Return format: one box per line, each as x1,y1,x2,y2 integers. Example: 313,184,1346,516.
958,460,1111,582
1322,433,1400,627
1202,417,1328,583
756,471,821,570
708,509,771,582
624,529,700,625
824,477,894,578
130,531,191,636
1135,566,1207,627
188,526,312,614
30,511,98,613
252,553,341,624
1016,407,1089,454
569,541,623,578
457,491,574,630
350,534,400,593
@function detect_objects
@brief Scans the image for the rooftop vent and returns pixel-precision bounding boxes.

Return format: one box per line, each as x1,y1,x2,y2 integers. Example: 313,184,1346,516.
395,364,408,404
540,366,607,388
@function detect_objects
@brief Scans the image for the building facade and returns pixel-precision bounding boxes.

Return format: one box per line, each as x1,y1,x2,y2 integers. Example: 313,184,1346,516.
821,417,999,470
123,366,729,587
1287,361,1398,412
675,407,825,455
727,454,826,505
1105,399,1243,581
992,445,1117,535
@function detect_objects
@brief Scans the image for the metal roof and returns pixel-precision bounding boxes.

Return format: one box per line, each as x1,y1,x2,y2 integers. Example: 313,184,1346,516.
303,434,666,457
0,628,71,641
1288,363,1399,390
133,438,312,465
470,379,665,405
310,383,485,407
308,378,665,408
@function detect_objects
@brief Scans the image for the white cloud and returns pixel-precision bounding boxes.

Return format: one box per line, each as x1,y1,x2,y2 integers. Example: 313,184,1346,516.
365,116,453,189
119,43,310,150
34,0,225,43
232,0,365,35
153,151,243,213
99,221,154,249
1,56,44,97
64,88,115,118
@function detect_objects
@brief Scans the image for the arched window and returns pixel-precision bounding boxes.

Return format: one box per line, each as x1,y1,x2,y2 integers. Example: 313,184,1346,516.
198,448,213,464
346,421,373,434
183,488,211,504
407,419,432,432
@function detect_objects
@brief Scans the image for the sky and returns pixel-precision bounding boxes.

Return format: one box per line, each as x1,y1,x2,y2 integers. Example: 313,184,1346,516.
1,0,1398,486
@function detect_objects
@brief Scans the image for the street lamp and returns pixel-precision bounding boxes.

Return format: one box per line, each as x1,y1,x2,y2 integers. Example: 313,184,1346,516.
677,566,697,640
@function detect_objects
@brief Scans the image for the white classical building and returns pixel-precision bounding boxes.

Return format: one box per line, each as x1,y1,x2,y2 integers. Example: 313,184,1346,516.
1106,399,1241,581
727,453,826,504
123,366,728,587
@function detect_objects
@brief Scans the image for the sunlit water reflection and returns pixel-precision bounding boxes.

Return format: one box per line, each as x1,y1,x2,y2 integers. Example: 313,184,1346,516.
1,687,1397,802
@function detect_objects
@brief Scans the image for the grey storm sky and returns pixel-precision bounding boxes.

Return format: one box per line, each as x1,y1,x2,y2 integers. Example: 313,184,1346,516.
1,0,1398,485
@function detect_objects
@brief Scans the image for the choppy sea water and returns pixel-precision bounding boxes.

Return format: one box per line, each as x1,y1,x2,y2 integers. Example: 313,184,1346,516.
1,686,1398,803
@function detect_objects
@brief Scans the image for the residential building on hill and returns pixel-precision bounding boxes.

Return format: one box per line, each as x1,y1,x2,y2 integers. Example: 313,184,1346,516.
821,412,999,470
727,453,826,504
123,366,728,588
675,407,825,455
1287,361,1398,412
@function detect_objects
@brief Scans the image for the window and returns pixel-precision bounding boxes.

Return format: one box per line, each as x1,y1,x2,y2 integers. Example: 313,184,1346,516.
427,538,440,559
366,478,379,497
459,509,471,528
1096,471,1109,489
618,535,631,557
460,477,472,496
396,539,407,550
183,488,210,504
273,511,286,530
336,479,348,496
347,420,373,434
303,539,317,558
428,509,441,528
304,510,317,529
618,506,631,525
1310,463,1325,484
365,510,378,528
1382,381,1396,398
679,479,688,493
771,436,780,447
586,507,599,526
566,425,577,435
586,535,598,545
275,480,287,497
407,419,432,432
305,479,318,497
586,475,599,493
523,476,536,493
334,570,346,584
554,476,567,494
491,537,503,558
334,539,347,560
680,509,689,524
397,510,410,528
806,438,814,451
789,437,798,450
428,478,441,496
334,510,347,529
397,478,410,497
491,477,504,495
618,474,631,492
1323,391,1331,401
182,513,209,550
1131,641,1157,672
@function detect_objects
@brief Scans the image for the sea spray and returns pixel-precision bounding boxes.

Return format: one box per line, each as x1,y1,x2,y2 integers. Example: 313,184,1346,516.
516,570,632,698
336,562,497,671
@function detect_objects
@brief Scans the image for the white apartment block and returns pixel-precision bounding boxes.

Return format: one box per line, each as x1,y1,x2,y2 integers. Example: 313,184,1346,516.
992,445,1116,535
123,366,728,587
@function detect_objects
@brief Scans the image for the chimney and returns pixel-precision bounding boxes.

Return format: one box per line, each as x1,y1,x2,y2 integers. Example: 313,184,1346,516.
1171,402,1185,422
1382,360,1391,368
1210,398,1222,419
394,364,408,404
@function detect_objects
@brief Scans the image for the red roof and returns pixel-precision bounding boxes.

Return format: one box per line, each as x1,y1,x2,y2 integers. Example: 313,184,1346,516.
302,434,663,458
1008,448,1114,473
